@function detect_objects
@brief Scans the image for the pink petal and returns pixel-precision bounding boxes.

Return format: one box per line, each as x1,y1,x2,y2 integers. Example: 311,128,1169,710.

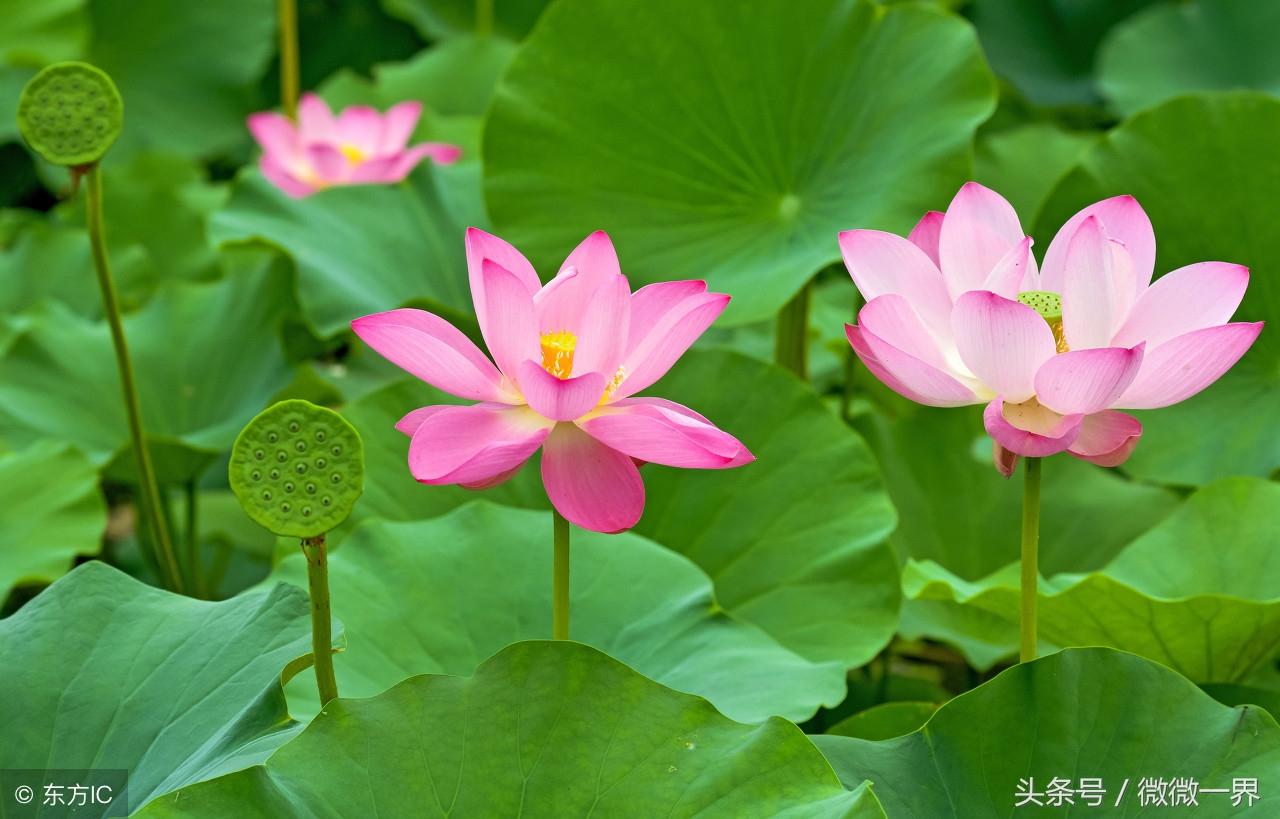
306,143,350,185
984,397,1083,458
558,230,622,281
908,210,944,268
541,422,645,533
857,294,954,373
384,143,462,181
992,441,1019,478
247,112,299,159
258,154,315,198
297,93,337,143
351,308,509,402
1115,322,1263,409
838,229,952,339
579,398,753,469
408,403,552,486
1112,262,1250,349
952,291,1056,402
1041,195,1155,294
611,292,728,400
346,156,402,184
846,324,977,407
335,105,383,155
1033,344,1144,415
626,280,708,351
566,274,631,377
1068,410,1142,467
938,182,1025,300
478,260,541,381
379,101,422,153
1061,216,1127,349
465,228,542,332
517,361,607,421
981,236,1036,300
395,405,449,437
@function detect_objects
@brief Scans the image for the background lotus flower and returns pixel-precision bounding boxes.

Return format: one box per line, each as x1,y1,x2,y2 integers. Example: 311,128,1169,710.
352,229,753,533
247,93,461,198
841,182,1262,472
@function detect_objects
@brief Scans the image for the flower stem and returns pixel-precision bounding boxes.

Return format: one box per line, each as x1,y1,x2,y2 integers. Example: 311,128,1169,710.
277,0,300,120
302,534,339,704
476,0,494,37
775,281,810,380
85,165,184,593
185,478,206,599
1019,457,1042,663
552,509,570,640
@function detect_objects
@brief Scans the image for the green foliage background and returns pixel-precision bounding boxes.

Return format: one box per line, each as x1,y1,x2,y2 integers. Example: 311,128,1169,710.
1,0,1277,816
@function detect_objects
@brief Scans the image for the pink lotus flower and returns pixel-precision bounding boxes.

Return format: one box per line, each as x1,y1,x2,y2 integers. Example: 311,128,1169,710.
841,182,1262,473
351,229,754,532
247,93,461,198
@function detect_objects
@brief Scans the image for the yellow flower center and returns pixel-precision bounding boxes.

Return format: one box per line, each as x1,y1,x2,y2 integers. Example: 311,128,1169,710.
339,144,365,164
540,331,576,379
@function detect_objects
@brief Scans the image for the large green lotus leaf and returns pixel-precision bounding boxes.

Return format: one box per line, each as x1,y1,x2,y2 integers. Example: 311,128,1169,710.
860,405,1180,580
826,702,938,742
970,0,1160,106
815,647,1279,817
907,478,1280,682
274,502,846,724
484,0,995,325
87,0,275,159
973,123,1095,226
376,36,516,118
0,561,316,813
210,166,472,338
1037,92,1280,485
381,0,550,41
0,220,150,315
0,440,105,596
638,350,900,668
141,640,884,818
0,0,85,65
1099,0,1280,117
55,153,228,285
0,269,294,484
855,402,1179,669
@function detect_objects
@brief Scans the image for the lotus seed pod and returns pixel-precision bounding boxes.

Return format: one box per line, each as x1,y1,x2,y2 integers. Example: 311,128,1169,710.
17,62,124,167
1016,290,1063,322
229,400,364,538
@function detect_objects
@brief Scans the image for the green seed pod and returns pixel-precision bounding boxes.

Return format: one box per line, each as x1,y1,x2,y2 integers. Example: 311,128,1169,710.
229,400,364,538
1017,290,1063,322
16,62,124,167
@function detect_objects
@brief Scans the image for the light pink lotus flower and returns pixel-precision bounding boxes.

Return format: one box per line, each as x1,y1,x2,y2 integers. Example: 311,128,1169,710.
247,93,461,198
351,229,754,532
841,182,1262,474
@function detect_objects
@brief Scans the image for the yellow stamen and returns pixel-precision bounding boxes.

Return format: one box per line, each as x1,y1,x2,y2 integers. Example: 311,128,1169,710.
339,144,365,164
600,366,626,403
540,331,577,379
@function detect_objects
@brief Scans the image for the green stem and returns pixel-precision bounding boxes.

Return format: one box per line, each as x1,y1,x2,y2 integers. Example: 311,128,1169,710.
86,165,183,593
840,289,863,422
1019,457,1042,663
552,509,570,640
302,534,339,704
185,479,206,598
476,0,494,37
277,0,300,120
774,281,810,380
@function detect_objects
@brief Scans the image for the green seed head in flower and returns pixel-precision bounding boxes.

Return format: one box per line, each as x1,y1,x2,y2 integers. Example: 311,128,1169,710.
17,62,123,167
229,400,364,538
1018,290,1069,353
